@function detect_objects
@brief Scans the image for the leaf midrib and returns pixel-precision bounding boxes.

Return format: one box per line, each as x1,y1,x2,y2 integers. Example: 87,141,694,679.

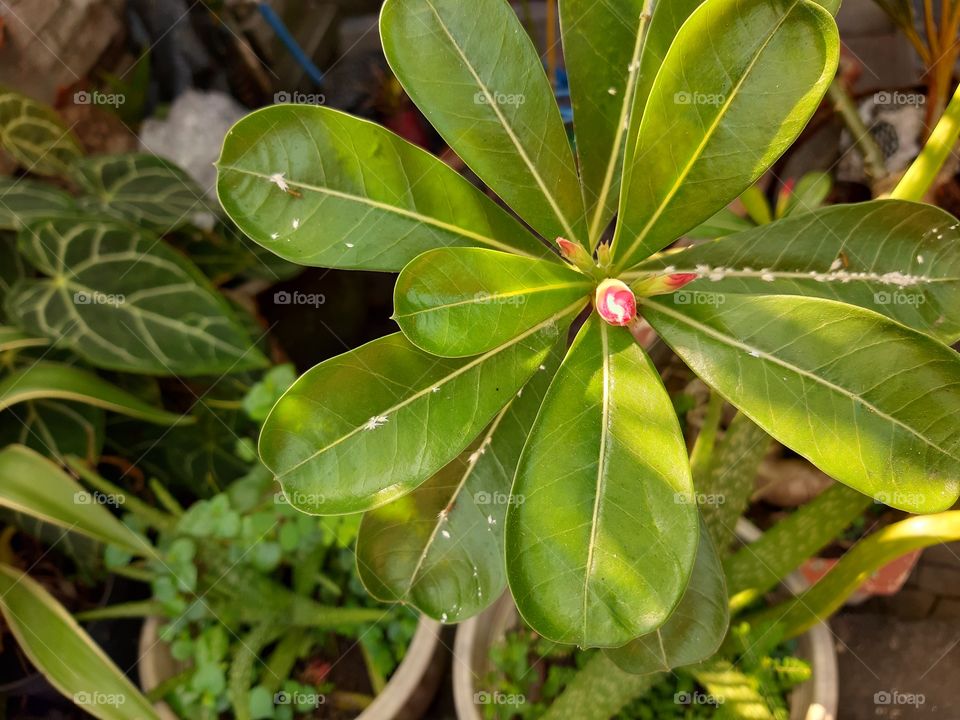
615,0,802,270
274,298,586,479
394,281,590,319
641,296,960,463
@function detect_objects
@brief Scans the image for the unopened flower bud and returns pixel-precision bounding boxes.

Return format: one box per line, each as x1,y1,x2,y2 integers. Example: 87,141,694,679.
632,272,698,297
595,279,637,326
556,238,596,275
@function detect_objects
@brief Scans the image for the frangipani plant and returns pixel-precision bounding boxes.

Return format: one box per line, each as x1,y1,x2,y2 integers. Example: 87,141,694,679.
216,0,960,656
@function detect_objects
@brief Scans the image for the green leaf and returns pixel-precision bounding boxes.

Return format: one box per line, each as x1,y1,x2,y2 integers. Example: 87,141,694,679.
0,325,48,352
506,317,697,647
74,154,207,233
0,400,104,463
0,445,154,556
692,661,776,719
777,171,832,217
747,510,960,641
640,293,960,513
0,88,82,177
261,307,578,515
0,563,161,720
6,217,267,375
216,105,549,272
0,362,188,425
393,248,591,357
606,524,728,675
560,0,647,244
381,0,587,245
630,200,960,343
355,342,562,622
0,178,78,230
612,0,838,270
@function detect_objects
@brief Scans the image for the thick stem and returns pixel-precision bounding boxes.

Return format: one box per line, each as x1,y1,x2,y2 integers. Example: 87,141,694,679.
891,79,960,201
541,652,660,720
827,79,888,183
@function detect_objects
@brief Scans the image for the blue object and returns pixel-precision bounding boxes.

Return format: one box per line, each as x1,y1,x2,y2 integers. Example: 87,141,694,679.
257,2,325,87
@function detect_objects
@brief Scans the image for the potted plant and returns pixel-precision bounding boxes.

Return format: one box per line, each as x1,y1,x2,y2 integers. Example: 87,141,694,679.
210,1,960,718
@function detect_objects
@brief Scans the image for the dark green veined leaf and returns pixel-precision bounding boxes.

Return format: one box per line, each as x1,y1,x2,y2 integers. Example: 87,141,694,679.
506,317,697,647
0,88,82,177
0,445,153,556
629,201,960,342
0,400,105,463
560,0,647,245
381,0,587,246
612,0,838,270
0,178,78,230
262,305,580,515
640,293,960,513
0,233,25,310
6,218,267,375
606,524,728,674
217,105,549,272
74,154,207,233
0,325,48,352
394,248,591,357
0,362,187,425
356,342,561,622
0,563,161,720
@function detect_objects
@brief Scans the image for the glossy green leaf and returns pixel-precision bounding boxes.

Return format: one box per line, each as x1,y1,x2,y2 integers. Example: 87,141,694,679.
6,218,267,375
261,307,578,515
217,105,549,272
0,563,161,720
0,88,82,177
641,293,960,513
606,525,728,674
612,0,838,270
0,362,187,425
0,178,78,230
506,317,697,647
394,248,591,357
0,445,153,556
381,0,587,245
686,207,756,240
356,343,561,622
630,201,960,342
560,0,647,244
74,154,206,232
0,400,104,463
777,171,832,217
0,325,48,352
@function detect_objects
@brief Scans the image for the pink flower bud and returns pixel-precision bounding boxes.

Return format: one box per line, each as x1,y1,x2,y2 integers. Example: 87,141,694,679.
556,237,597,276
595,279,636,327
631,272,698,297
557,238,581,260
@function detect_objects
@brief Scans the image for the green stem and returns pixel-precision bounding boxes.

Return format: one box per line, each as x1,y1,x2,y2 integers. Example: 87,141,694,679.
827,79,888,183
66,457,173,530
150,478,185,517
74,600,164,621
541,653,660,720
111,565,156,583
689,391,724,487
891,80,960,201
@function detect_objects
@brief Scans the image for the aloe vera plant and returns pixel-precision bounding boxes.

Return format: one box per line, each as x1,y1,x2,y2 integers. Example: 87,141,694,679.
215,0,960,657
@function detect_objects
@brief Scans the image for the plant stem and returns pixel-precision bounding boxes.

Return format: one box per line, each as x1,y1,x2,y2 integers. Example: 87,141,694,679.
541,653,660,720
827,79,888,182
689,391,724,486
111,565,156,583
891,79,960,201
74,600,164,621
66,457,173,530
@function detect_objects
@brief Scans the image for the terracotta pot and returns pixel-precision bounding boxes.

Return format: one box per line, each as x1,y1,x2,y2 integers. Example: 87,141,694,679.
452,520,839,720
139,615,444,720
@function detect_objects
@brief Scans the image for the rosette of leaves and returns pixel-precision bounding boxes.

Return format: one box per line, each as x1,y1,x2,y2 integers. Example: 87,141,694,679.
217,0,960,654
